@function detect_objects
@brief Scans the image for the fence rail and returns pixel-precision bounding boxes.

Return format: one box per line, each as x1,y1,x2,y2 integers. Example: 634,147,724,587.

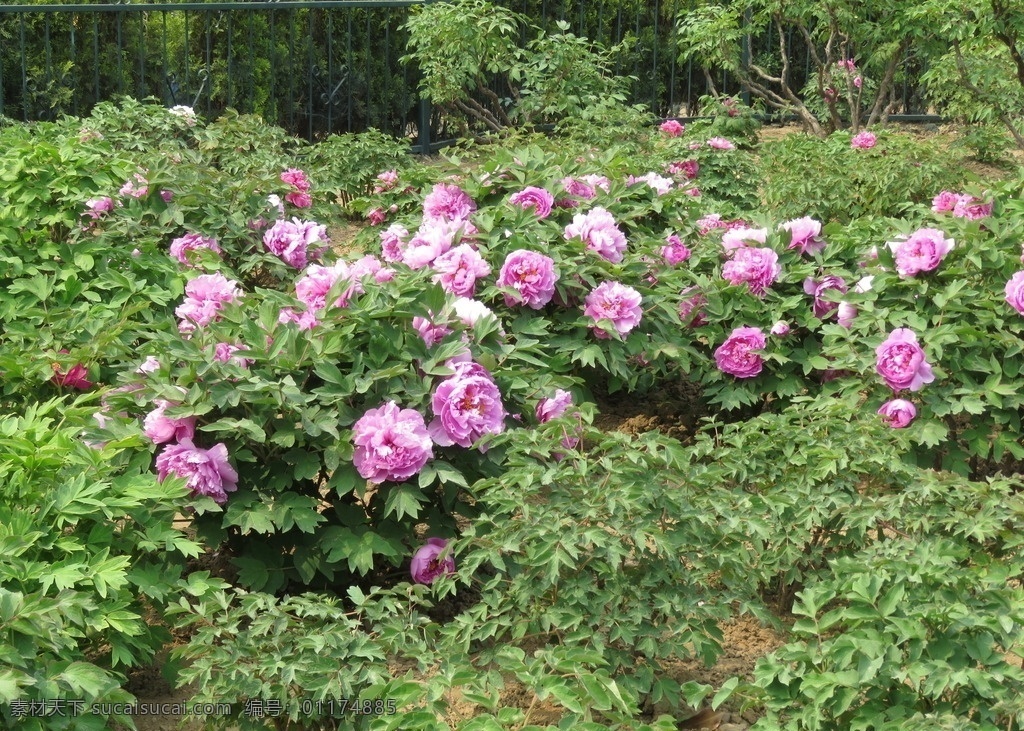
0,1,930,151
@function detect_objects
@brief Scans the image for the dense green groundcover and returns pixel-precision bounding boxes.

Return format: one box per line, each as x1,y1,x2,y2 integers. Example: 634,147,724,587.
2,99,1024,730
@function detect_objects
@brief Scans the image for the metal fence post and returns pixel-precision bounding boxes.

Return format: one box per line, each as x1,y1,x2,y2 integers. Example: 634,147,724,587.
418,96,431,154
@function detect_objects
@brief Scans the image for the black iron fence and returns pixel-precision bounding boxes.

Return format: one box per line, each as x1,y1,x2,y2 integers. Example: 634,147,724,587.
0,1,931,151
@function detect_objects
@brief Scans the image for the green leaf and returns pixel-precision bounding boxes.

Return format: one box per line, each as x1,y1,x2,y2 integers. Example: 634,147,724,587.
711,677,739,710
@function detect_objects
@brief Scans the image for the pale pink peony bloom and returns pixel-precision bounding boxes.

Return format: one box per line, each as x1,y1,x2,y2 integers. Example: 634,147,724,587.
803,275,848,319
770,321,790,336
380,224,410,262
281,168,311,192
932,191,960,212
886,228,955,277
169,232,222,266
629,172,675,195
584,281,643,339
402,219,458,269
120,173,149,199
707,137,735,150
352,401,434,484
661,234,692,265
875,328,935,392
374,169,399,193
836,301,858,328
564,207,628,263
410,537,455,585
413,315,452,347
952,195,992,220
168,105,197,124
424,183,475,222
780,216,826,255
853,76,863,89
278,307,319,330
678,286,707,327
722,226,768,252
877,399,917,428
722,247,781,296
175,273,241,334
1005,271,1024,314
144,399,197,444
136,356,161,374
836,59,857,72
660,119,685,137
453,297,496,327
715,326,766,378
851,131,877,149
295,261,362,312
497,250,557,309
431,244,491,297
509,187,555,219
156,439,238,504
428,364,505,448
263,218,328,269
214,342,252,368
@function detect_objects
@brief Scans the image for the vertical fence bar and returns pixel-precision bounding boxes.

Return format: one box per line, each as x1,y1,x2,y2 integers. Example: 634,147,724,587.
327,11,334,135
116,10,124,97
44,15,52,117
20,14,28,120
365,10,372,134
92,14,100,111
247,10,255,115
137,10,146,100
288,8,295,132
308,7,314,141
346,10,353,132
204,10,212,116
226,13,233,110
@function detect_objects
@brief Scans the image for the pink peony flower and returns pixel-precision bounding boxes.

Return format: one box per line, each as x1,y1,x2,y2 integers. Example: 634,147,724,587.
668,159,699,179
380,224,410,262
175,273,242,334
214,342,252,368
715,326,767,378
352,401,434,484
952,195,992,220
374,169,399,193
721,226,768,252
82,196,115,222
707,137,735,150
281,168,311,192
886,228,955,277
1005,271,1024,314
120,173,149,199
875,328,935,392
853,76,863,89
453,297,496,327
136,356,161,374
660,119,685,137
263,218,328,269
803,275,848,319
851,131,877,149
629,172,674,195
661,234,692,265
678,287,707,327
584,281,643,339
296,261,361,311
932,191,959,212
278,307,319,330
428,365,506,449
722,247,781,296
410,537,455,585
509,187,555,219
144,399,197,444
402,219,461,269
156,439,238,504
836,59,857,72
770,321,790,336
561,175,610,199
424,183,475,222
413,315,452,347
169,232,222,266
780,216,826,255
285,191,313,209
496,250,558,309
837,301,858,328
431,244,491,297
877,399,916,428
50,359,93,390
564,207,628,263
536,389,573,423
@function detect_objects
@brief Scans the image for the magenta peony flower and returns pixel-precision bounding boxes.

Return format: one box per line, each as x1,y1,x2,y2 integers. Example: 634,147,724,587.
144,399,197,444
496,250,557,309
886,228,954,277
410,537,455,585
156,439,238,504
660,119,685,137
584,281,643,339
952,196,992,220
877,399,917,428
851,131,877,149
721,226,768,252
431,244,491,297
380,223,409,262
770,321,790,336
564,206,628,263
296,261,361,311
82,196,115,222
715,327,767,378
424,183,475,222
352,401,434,484
678,286,707,327
667,159,700,179
931,190,960,212
214,342,252,368
853,76,863,88
285,191,312,208
281,168,311,192
428,365,506,449
561,175,610,200
263,218,328,269
875,328,935,392
722,247,781,296
780,216,826,255
175,273,242,334
661,234,692,266
50,359,93,390
536,389,573,423
509,187,555,219
402,219,475,269
120,173,149,199
169,232,222,266
707,137,735,150
803,275,848,319
413,315,452,347
278,307,319,330
1005,271,1024,314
